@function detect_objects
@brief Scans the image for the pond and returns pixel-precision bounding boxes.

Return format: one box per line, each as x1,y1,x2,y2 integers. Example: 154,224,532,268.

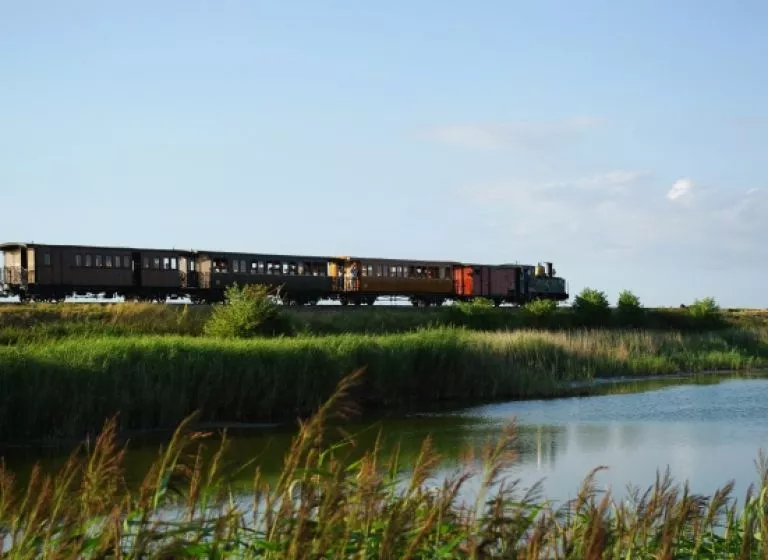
3,375,768,506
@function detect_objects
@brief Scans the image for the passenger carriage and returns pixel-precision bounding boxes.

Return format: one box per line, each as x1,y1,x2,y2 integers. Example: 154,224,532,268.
1,242,569,305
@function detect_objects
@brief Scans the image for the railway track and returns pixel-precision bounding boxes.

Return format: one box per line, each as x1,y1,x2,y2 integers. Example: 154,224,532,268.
0,296,765,314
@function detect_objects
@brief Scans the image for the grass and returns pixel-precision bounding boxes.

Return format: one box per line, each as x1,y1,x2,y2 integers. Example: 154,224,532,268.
2,302,768,342
1,327,766,443
3,370,768,558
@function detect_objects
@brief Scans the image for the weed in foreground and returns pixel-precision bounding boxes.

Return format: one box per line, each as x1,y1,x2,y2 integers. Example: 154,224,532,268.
2,369,768,558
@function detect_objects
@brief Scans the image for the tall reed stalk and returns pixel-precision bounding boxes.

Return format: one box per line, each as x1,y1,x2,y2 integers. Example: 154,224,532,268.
2,369,768,558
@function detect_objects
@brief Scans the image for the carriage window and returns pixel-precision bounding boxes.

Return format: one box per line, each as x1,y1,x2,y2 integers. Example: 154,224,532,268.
95,255,102,267
105,256,113,268
43,252,51,266
171,258,178,270
114,256,120,268
240,260,245,273
162,257,170,270
402,266,408,278
143,257,149,269
298,262,305,275
85,254,92,267
124,256,131,269
153,258,160,269
233,260,239,273
75,254,82,267
282,263,289,275
189,259,196,272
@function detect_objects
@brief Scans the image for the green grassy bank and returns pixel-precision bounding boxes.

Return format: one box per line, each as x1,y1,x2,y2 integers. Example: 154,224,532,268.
1,327,766,442
1,300,767,342
3,374,768,558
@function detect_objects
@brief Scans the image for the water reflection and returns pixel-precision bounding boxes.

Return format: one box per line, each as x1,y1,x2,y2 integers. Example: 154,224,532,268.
3,376,768,506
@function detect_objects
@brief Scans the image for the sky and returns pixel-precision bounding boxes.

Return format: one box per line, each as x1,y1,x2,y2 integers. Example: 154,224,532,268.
1,0,767,307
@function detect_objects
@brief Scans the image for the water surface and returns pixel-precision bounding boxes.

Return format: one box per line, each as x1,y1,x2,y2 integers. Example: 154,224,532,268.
4,375,768,506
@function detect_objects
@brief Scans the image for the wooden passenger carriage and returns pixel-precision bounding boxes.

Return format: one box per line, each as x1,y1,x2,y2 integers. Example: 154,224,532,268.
0,242,569,305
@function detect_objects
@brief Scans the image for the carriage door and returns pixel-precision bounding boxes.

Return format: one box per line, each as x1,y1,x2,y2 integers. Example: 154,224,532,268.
345,260,361,292
131,252,143,288
20,249,29,287
179,256,198,288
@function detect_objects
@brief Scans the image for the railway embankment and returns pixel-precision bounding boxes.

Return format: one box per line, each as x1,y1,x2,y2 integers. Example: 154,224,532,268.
0,294,766,343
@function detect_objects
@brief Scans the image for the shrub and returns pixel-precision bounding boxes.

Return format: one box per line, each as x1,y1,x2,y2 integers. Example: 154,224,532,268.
444,298,506,330
689,297,719,316
457,297,495,310
203,283,293,338
617,290,641,309
687,297,724,328
572,287,611,326
616,290,645,327
523,298,558,327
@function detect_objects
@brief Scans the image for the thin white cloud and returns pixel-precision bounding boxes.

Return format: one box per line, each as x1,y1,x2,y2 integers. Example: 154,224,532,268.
460,173,768,267
466,170,647,203
428,116,602,151
563,170,649,191
667,178,694,201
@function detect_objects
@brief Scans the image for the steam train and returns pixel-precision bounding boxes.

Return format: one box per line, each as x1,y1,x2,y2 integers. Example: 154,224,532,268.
0,242,569,306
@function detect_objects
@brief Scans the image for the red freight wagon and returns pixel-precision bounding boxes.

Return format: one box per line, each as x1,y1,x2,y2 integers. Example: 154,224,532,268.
453,265,524,305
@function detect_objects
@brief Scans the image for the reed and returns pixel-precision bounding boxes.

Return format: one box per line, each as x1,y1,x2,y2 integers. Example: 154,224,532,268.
0,328,766,443
2,369,768,558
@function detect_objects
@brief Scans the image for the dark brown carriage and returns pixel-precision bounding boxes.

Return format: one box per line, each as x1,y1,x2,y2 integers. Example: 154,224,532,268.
0,242,193,301
1,242,134,300
192,250,335,304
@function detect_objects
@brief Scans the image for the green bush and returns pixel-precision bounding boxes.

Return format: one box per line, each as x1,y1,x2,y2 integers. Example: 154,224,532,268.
523,299,558,327
689,297,719,316
687,297,724,329
572,287,611,326
444,298,507,330
203,283,293,338
616,289,645,327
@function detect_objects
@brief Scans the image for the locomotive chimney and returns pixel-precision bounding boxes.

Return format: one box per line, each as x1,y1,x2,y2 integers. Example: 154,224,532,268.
545,262,553,277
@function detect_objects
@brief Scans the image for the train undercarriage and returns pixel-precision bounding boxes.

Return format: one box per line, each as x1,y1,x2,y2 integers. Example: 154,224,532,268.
1,283,568,307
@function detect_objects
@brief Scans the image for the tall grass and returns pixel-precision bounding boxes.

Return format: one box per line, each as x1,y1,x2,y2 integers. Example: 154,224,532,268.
0,328,766,442
0,302,206,343
2,302,768,342
3,370,768,558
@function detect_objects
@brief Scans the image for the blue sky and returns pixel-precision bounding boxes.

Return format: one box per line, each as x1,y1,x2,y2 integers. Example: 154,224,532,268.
2,1,767,307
